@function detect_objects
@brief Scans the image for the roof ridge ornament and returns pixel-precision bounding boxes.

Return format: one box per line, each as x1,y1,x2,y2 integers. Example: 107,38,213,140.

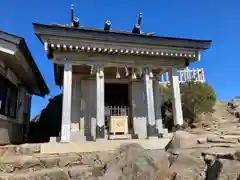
104,20,111,31
132,12,142,34
71,4,80,28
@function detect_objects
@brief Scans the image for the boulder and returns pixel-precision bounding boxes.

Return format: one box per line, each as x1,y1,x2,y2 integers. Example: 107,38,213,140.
99,143,171,180
171,130,198,149
201,147,236,160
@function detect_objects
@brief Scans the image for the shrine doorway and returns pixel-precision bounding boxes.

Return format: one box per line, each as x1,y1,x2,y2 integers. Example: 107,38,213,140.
104,83,132,138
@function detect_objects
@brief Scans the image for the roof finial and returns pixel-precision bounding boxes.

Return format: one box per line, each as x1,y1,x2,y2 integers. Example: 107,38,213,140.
70,4,80,27
138,12,142,26
132,12,142,34
104,20,111,31
71,4,74,22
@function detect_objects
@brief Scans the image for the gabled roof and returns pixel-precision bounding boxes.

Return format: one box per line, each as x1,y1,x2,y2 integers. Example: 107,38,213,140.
0,30,49,96
33,23,212,50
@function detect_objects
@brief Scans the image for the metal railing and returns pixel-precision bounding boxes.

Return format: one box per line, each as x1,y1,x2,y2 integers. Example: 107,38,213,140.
159,68,205,84
105,106,129,116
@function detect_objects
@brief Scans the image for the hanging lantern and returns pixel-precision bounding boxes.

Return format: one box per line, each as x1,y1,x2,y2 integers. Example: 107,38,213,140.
148,67,153,78
132,68,136,80
137,67,142,77
99,67,104,78
125,65,129,76
149,71,154,78
116,67,120,78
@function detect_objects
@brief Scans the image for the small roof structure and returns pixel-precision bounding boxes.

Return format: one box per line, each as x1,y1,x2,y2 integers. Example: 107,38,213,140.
0,30,49,96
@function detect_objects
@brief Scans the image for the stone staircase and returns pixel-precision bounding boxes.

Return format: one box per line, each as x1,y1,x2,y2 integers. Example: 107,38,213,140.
191,101,240,149
0,144,111,180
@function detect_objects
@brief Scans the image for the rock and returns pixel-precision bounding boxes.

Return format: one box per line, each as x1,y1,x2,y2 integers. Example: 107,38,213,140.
67,165,94,179
234,150,240,161
99,143,161,180
210,144,234,148
190,123,198,129
205,128,212,131
197,139,206,144
19,144,41,154
0,167,70,180
207,136,238,144
235,112,240,118
170,131,198,149
0,145,17,156
167,152,205,179
0,155,43,173
202,147,236,160
155,171,178,180
38,154,60,168
58,153,82,167
205,158,223,180
220,130,240,136
202,154,216,166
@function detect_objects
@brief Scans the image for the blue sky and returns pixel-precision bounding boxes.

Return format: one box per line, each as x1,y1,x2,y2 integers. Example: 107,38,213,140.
0,0,239,118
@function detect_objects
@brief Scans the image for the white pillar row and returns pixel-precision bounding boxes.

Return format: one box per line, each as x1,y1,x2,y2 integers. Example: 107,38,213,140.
153,78,164,137
61,63,73,143
144,67,157,137
96,65,105,139
170,67,184,126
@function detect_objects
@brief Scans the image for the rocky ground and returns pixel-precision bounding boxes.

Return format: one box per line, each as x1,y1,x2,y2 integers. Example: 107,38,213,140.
0,100,240,179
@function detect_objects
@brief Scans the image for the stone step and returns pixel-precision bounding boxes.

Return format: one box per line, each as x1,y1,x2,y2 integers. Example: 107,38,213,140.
201,147,239,160
206,136,239,144
0,165,104,180
0,144,40,156
220,130,240,135
0,152,107,174
219,135,240,141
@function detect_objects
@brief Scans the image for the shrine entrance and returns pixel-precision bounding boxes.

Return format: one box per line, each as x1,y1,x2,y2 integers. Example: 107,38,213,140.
104,83,131,139
105,83,128,107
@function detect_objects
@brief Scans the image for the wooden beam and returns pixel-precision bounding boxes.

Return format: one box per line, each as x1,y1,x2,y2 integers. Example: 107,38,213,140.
53,52,186,68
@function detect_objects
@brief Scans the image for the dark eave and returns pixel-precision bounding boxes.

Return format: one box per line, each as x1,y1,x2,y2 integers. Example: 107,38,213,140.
33,23,212,50
0,30,49,96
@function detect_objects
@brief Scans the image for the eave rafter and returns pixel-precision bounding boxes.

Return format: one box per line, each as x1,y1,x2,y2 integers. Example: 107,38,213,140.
44,42,199,60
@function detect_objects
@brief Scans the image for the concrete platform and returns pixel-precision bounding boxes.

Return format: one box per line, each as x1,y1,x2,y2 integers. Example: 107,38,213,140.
41,136,172,154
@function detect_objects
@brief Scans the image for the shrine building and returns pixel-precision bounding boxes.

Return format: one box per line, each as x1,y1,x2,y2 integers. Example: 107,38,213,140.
33,8,211,143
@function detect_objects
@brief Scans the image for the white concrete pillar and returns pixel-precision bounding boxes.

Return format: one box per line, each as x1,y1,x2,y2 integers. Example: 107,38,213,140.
71,74,81,131
170,67,183,125
144,68,157,137
96,66,105,139
131,81,147,139
61,63,72,143
153,79,164,137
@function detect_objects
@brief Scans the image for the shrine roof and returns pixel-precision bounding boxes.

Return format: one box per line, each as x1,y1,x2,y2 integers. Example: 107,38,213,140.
33,23,212,50
0,30,49,96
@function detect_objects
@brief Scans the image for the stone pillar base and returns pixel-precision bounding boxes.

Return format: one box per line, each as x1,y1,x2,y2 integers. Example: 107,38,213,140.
147,124,158,137
50,136,60,143
96,125,105,139
157,133,163,138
